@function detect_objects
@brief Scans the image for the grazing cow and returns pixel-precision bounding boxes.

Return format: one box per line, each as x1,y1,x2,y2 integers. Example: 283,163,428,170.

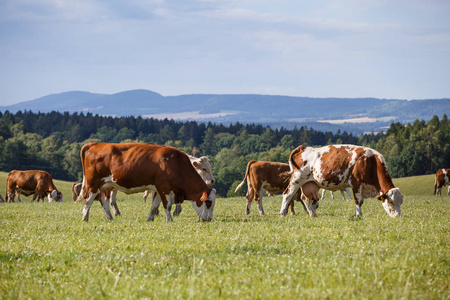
433,168,450,196
6,170,63,203
234,160,308,215
72,182,110,204
143,155,215,217
72,183,82,201
76,142,215,222
320,188,353,200
280,145,403,218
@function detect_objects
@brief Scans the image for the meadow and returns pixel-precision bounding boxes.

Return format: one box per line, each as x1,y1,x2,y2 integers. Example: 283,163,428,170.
0,172,448,299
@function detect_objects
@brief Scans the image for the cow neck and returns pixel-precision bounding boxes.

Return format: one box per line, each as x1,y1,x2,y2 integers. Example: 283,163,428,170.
375,156,396,194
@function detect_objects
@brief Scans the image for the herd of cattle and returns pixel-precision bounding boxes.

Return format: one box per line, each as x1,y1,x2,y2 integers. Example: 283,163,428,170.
1,142,449,222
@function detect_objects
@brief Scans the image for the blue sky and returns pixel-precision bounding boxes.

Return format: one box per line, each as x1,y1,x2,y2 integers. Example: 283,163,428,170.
1,0,449,105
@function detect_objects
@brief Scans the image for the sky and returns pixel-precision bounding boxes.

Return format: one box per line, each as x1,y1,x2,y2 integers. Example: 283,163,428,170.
1,0,449,105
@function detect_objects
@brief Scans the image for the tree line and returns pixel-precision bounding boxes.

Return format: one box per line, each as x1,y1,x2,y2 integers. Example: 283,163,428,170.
0,110,448,196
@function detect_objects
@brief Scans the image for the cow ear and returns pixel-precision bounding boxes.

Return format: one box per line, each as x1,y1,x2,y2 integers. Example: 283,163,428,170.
377,194,387,201
193,161,199,168
200,191,209,201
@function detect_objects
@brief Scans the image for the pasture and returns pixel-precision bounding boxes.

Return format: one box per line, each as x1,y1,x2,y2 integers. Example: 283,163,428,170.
0,172,448,299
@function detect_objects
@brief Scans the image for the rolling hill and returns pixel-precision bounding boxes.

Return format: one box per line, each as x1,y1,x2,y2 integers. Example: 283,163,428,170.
1,90,449,134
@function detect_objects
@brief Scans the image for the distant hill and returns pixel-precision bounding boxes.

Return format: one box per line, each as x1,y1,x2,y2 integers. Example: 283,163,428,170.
1,89,449,134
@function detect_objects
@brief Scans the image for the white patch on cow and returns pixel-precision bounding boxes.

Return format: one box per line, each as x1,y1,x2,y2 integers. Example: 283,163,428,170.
189,155,215,186
48,190,57,202
102,175,116,183
191,189,216,221
382,188,403,218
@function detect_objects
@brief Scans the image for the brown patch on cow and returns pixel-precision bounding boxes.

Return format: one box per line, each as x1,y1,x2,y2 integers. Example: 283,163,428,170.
320,146,354,185
289,145,306,171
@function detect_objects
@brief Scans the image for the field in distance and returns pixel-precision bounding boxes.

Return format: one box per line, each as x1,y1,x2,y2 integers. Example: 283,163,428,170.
0,172,448,299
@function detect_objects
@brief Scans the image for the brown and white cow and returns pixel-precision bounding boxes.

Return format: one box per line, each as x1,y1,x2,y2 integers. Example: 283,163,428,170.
6,170,63,203
143,155,215,217
433,168,450,196
234,160,310,215
280,145,403,218
76,142,215,222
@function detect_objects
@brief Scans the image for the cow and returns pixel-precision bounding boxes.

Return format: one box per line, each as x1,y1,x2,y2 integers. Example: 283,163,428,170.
143,155,215,217
76,142,215,222
433,168,450,196
6,170,63,203
280,145,403,218
320,188,353,201
72,182,110,203
234,160,308,215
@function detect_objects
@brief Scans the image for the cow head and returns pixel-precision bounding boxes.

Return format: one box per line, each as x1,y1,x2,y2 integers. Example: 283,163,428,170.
48,190,63,202
191,156,215,185
191,189,216,221
377,188,403,217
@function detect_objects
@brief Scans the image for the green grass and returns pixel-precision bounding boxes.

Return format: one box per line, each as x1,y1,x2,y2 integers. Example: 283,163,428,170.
0,172,448,299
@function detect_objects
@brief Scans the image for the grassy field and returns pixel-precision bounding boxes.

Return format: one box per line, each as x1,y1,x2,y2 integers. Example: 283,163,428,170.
0,172,448,299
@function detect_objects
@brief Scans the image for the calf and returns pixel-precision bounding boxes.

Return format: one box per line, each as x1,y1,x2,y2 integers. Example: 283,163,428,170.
433,168,450,196
280,145,403,218
6,170,63,203
76,142,215,222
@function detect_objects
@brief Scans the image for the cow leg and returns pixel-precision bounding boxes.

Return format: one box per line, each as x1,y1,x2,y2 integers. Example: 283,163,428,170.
16,193,21,202
447,186,450,196
346,188,353,200
257,187,265,215
82,192,98,222
353,188,364,217
147,193,161,221
162,193,174,222
280,172,301,216
7,192,14,203
143,190,151,203
173,204,182,217
245,187,254,215
289,199,295,215
301,194,318,217
109,190,121,216
320,189,326,200
150,192,160,216
340,190,346,200
436,187,442,196
99,193,113,220
330,191,335,200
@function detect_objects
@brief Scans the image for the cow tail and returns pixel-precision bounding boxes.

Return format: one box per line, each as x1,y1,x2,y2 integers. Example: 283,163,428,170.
289,146,304,173
235,160,256,193
75,142,96,203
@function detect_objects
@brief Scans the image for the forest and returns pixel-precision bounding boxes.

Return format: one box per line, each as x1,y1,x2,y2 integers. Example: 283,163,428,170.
0,110,448,197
